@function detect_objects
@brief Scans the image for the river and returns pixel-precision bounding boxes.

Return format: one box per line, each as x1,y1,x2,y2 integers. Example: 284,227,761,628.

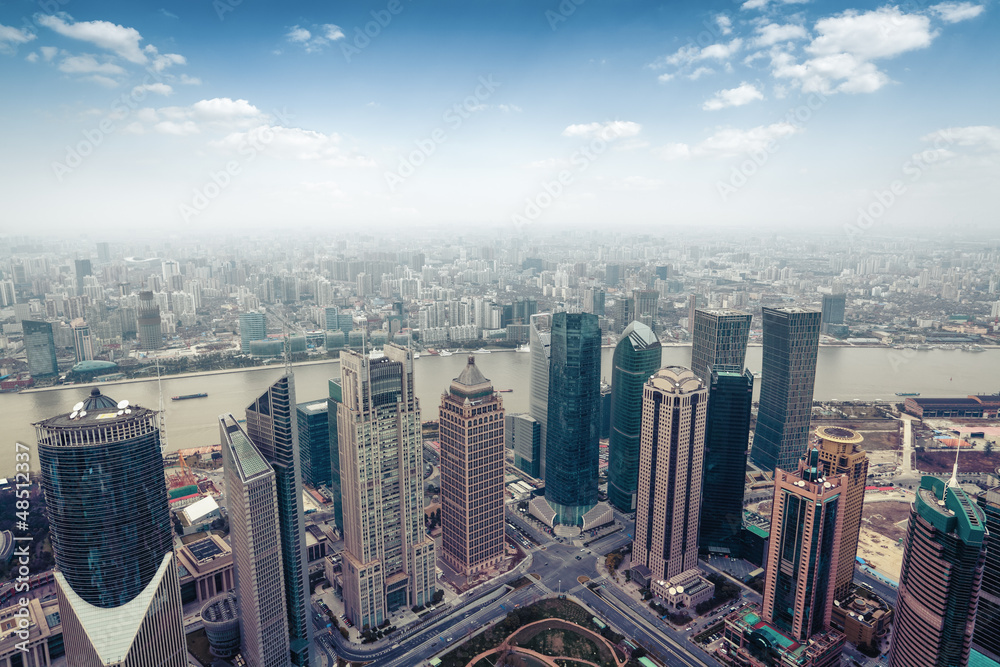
1,346,997,476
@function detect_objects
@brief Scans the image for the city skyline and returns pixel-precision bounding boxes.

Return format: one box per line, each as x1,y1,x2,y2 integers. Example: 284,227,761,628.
0,1,996,233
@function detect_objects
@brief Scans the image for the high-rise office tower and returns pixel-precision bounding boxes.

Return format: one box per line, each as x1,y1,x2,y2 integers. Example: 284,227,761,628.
631,289,659,332
240,312,267,353
687,294,697,334
608,321,662,511
890,475,986,667
750,307,822,473
763,449,845,643
814,426,869,601
633,367,707,581
585,288,606,318
507,413,541,478
440,356,506,577
820,294,846,334
605,264,621,287
137,290,162,350
220,414,291,667
690,308,752,384
327,378,344,535
35,388,186,666
699,366,754,554
297,399,331,488
74,258,92,296
337,344,436,629
246,375,311,666
528,313,551,478
544,312,602,527
22,320,58,376
974,485,1000,663
612,297,634,334
72,319,94,363
96,241,110,263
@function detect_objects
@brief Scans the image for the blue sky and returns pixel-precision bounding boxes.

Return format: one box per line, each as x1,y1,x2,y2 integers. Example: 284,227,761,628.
0,0,997,236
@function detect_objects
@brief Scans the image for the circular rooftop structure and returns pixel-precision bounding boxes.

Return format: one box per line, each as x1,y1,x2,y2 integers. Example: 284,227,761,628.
815,425,864,444
70,360,118,374
201,591,240,658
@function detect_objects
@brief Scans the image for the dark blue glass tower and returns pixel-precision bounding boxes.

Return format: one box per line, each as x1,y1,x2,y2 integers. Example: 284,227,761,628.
246,375,312,666
297,398,331,487
607,321,662,511
36,387,174,608
544,312,601,526
750,306,821,473
699,366,754,553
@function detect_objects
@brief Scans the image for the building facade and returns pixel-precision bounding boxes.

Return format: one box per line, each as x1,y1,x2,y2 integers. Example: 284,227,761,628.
973,485,1000,663
297,398,332,488
239,312,267,353
327,378,344,535
246,375,312,666
439,356,506,577
763,449,845,643
544,312,602,526
689,308,751,385
137,291,162,350
699,366,754,554
528,313,551,479
814,426,869,601
71,319,94,363
890,476,986,667
337,345,436,629
633,367,707,582
750,307,822,473
23,320,58,377
720,604,844,667
220,413,291,667
35,388,186,666
608,321,662,511
507,413,541,479
820,293,846,334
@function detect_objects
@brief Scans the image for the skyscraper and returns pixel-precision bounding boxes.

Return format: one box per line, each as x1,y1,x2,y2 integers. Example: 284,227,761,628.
220,413,291,667
72,318,94,363
35,388,186,666
750,306,822,473
297,398,331,488
543,312,602,527
22,319,58,377
440,356,506,577
763,449,845,643
608,321,662,511
973,485,1000,663
528,313,551,479
137,290,162,350
820,293,846,334
631,289,659,332
75,258,92,296
699,366,754,554
246,375,311,666
690,308,751,385
240,312,267,353
337,344,436,629
814,426,869,601
633,367,707,581
890,475,986,667
327,378,344,535
508,413,541,479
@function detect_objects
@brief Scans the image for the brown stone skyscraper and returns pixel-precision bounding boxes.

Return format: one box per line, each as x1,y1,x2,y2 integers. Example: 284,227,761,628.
633,367,707,581
814,426,868,601
440,356,506,578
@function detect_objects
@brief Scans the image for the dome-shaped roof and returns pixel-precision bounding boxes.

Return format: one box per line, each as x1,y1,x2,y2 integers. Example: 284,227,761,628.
71,360,118,374
81,387,119,411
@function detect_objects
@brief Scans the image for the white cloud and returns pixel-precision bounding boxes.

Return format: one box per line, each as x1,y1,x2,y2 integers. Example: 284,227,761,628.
562,121,642,140
178,74,201,85
210,125,376,167
498,104,523,113
286,26,311,43
37,14,147,63
40,46,59,61
132,82,173,96
716,15,733,35
741,0,810,10
687,67,715,80
658,122,801,159
923,126,1000,151
807,7,936,60
753,22,808,47
323,24,345,40
651,38,743,70
154,120,199,136
0,24,36,52
703,82,765,110
150,51,185,72
929,2,985,23
86,75,120,88
58,54,126,76
26,52,38,62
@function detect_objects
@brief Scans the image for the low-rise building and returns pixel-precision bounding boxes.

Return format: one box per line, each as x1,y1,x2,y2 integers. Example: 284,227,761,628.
719,604,844,667
0,597,63,666
176,534,234,605
650,568,715,610
830,589,892,648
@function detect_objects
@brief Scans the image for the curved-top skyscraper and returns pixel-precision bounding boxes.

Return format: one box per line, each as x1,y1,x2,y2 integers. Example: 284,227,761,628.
544,312,601,526
35,387,186,666
607,321,661,511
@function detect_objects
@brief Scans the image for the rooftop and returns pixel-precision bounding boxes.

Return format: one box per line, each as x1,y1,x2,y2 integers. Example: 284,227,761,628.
621,321,659,351
815,425,864,444
220,414,272,482
35,387,154,430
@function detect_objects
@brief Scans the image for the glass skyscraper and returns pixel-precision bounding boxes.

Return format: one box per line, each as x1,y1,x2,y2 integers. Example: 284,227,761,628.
246,375,312,666
528,313,551,479
23,319,58,377
607,321,662,511
297,398,331,488
750,306,822,473
239,311,267,353
327,378,344,535
699,366,754,554
974,485,1000,663
35,387,186,665
689,308,751,385
544,312,601,526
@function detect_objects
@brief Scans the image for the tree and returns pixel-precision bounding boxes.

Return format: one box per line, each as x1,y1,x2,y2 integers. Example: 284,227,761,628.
986,440,995,454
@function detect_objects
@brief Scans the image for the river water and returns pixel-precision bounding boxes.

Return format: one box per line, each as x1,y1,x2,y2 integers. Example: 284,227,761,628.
1,346,997,476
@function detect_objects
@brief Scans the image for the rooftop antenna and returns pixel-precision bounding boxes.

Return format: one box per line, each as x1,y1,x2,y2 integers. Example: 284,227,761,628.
947,445,961,489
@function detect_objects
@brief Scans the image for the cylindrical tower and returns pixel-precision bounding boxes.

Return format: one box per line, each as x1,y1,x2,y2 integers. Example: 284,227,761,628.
201,591,241,658
137,290,162,350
